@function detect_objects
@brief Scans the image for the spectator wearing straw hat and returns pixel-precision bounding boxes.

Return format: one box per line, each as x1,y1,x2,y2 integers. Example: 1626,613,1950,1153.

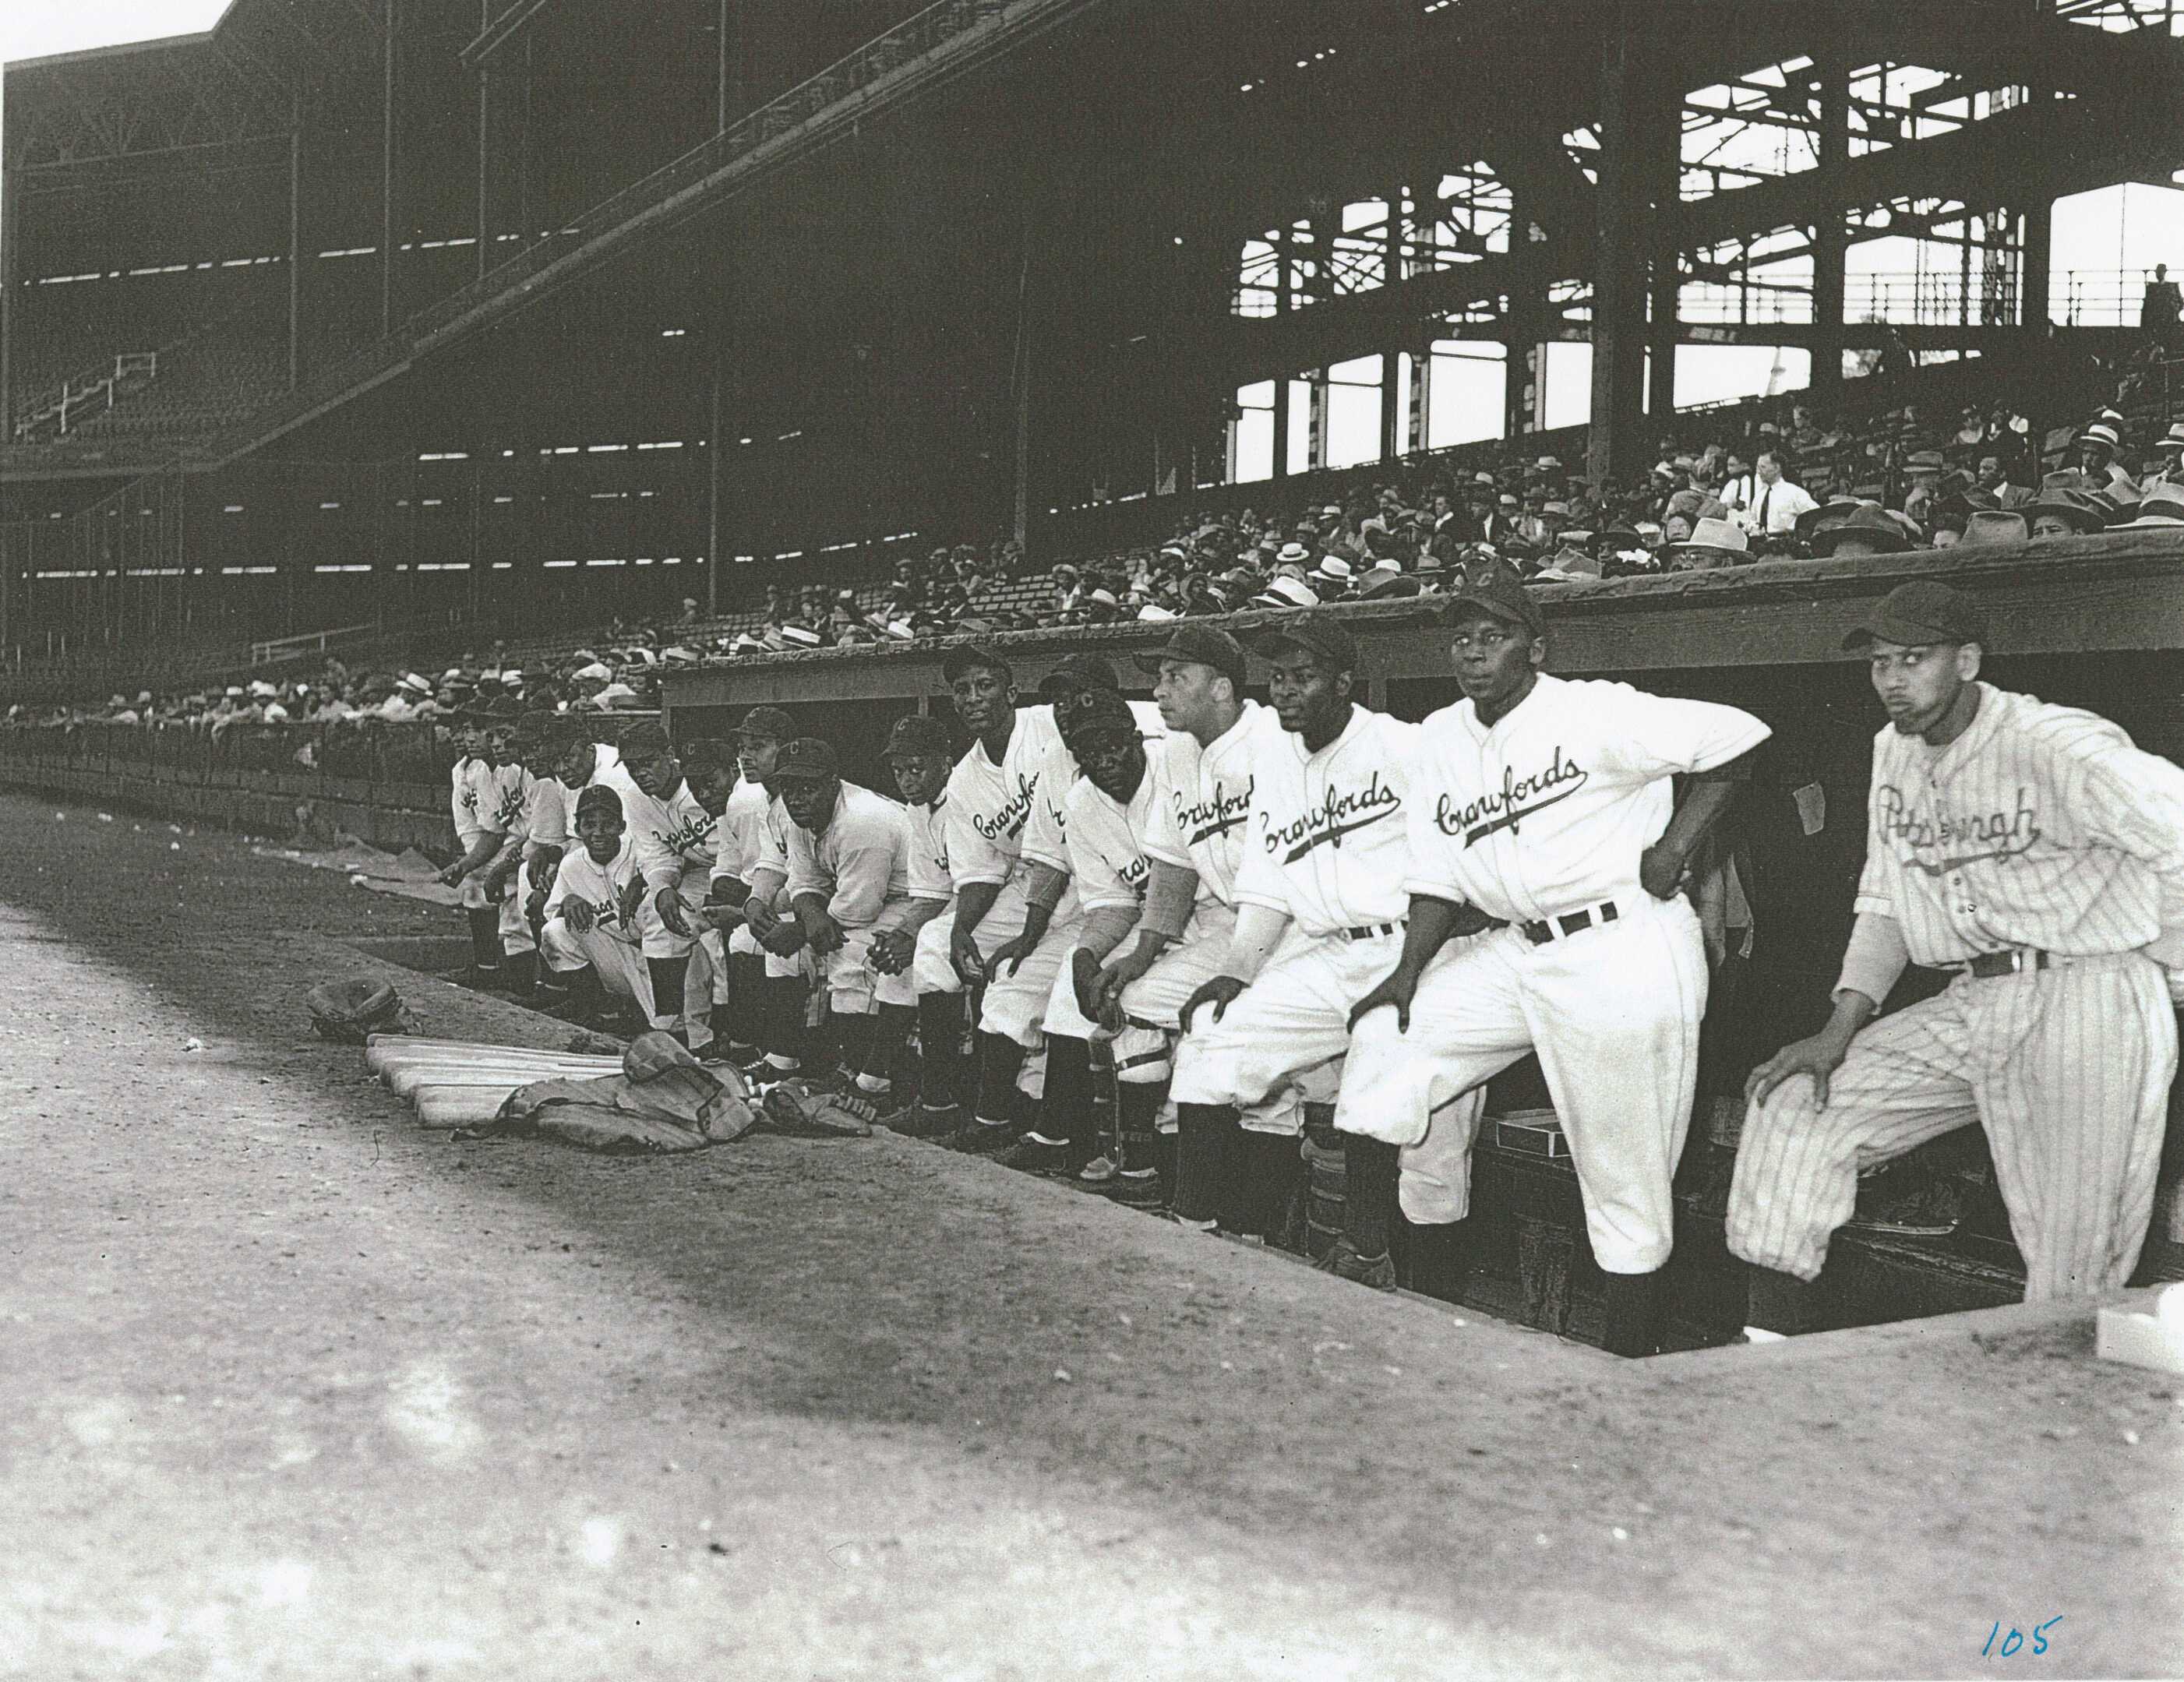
2025,484,2108,541
1659,517,1750,572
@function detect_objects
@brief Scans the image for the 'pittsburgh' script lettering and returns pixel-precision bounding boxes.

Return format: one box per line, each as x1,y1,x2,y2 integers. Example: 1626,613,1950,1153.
1874,783,2041,874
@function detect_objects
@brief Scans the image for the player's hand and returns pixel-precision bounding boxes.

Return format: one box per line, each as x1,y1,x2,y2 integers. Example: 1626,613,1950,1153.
867,926,915,975
1094,947,1158,1020
986,932,1039,980
1745,1029,1854,1111
1071,948,1109,1027
1180,974,1246,1036
526,889,549,929
744,897,781,939
616,876,648,931
1639,841,1694,901
654,885,692,939
951,922,988,984
482,861,517,900
563,897,595,935
758,919,807,958
1347,968,1420,1035
803,911,846,957
436,859,469,887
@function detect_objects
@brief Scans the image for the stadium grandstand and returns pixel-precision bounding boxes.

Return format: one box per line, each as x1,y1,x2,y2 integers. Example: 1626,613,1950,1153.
5,0,2184,701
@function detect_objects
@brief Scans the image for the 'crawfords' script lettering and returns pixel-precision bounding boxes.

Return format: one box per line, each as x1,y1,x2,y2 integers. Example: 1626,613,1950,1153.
1267,773,1401,862
1875,783,2041,875
1437,749,1589,846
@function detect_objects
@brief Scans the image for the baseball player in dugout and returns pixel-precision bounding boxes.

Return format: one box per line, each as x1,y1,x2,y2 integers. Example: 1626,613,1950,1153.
774,735,919,1113
1081,624,1271,1211
1173,617,1419,1252
1731,580,2184,1302
607,718,722,1051
1332,571,1769,1354
700,706,810,1074
865,713,961,1133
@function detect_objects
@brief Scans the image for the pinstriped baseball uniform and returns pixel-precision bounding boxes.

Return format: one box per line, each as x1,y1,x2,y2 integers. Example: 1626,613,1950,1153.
1729,682,2184,1299
1169,704,1420,1134
1335,675,1769,1259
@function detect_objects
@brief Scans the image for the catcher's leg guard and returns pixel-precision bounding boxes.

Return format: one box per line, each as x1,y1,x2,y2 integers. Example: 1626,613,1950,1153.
465,907,503,975
1174,1102,1239,1229
1342,1135,1400,1263
916,991,968,1111
1103,1080,1165,1203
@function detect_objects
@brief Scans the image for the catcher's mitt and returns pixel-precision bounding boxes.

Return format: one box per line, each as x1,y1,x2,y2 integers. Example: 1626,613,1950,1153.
305,977,414,1044
757,1077,876,1138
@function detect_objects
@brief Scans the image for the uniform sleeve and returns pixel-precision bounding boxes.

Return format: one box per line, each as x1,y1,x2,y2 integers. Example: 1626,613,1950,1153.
1141,740,1191,871
1231,808,1290,915
451,766,484,847
1066,791,1138,914
626,794,683,892
825,804,909,926
785,820,828,902
543,858,573,917
1853,737,1898,919
1018,746,1074,875
1594,686,1771,780
946,774,1011,890
2066,725,2184,935
1401,745,1468,903
907,806,953,902
711,800,750,884
524,779,568,852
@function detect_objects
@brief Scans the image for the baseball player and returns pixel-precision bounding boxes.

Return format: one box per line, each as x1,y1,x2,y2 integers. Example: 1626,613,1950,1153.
616,719,725,1049
1335,573,1769,1346
531,716,644,1018
701,707,811,1074
774,736,918,1105
437,714,498,975
472,715,539,993
1078,625,1271,1208
1170,618,1417,1247
539,784,660,1026
865,713,964,1134
1731,580,2184,1302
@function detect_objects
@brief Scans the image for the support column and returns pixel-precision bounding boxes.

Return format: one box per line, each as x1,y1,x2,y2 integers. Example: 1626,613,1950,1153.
0,163,18,443
476,66,491,282
1587,3,1653,489
2021,197,2052,329
1380,190,1403,462
382,0,399,336
716,0,739,132
707,351,725,618
1810,41,1847,393
288,110,302,386
1646,140,1680,424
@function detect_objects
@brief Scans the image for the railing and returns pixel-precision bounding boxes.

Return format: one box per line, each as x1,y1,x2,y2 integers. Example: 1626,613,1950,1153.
249,622,386,667
9,352,158,442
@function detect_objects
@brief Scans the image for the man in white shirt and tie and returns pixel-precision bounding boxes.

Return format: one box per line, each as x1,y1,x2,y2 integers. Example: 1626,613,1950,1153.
1738,451,1818,540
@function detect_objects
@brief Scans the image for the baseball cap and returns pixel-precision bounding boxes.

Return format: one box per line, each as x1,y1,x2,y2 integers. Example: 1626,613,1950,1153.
884,714,954,758
940,641,1013,683
1134,623,1247,691
1840,581,1988,653
1443,572,1545,638
617,719,673,760
734,704,794,741
679,737,739,777
1036,652,1120,696
1061,687,1139,747
1253,616,1360,673
574,783,624,822
773,737,841,780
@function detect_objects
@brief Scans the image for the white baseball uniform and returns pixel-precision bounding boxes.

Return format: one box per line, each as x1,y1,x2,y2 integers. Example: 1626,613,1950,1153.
540,835,708,1032
1169,703,1420,1136
470,760,535,954
1336,673,1769,1264
785,781,917,1013
624,777,717,961
450,756,493,912
1729,682,2184,1299
1106,707,1278,1088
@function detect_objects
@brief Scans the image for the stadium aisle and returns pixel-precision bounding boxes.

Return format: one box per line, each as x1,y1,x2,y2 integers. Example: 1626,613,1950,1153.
0,791,2174,1677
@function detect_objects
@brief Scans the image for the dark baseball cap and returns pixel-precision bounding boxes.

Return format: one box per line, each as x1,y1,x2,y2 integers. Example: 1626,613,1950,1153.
734,705,794,741
1061,687,1139,746
573,783,624,822
940,641,1013,683
1134,624,1247,691
1442,573,1545,639
1840,581,1988,653
1036,652,1120,696
1253,615,1360,674
617,718,673,760
773,737,841,780
883,714,954,759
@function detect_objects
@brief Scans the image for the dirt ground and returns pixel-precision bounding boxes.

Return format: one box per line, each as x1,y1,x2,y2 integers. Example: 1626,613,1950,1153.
0,788,2179,1680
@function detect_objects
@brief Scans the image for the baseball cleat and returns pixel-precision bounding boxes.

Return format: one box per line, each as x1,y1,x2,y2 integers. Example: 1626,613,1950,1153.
1314,1236,1397,1291
1075,1152,1120,1185
1099,1169,1166,1209
947,1118,1022,1155
995,1134,1073,1176
877,1101,963,1140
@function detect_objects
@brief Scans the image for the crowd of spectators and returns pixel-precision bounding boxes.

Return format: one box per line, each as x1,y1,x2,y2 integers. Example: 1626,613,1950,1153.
11,363,2184,731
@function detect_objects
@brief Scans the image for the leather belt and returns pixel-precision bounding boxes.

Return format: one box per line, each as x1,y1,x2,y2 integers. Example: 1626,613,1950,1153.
1337,921,1404,942
1521,901,1621,947
1953,948,2051,980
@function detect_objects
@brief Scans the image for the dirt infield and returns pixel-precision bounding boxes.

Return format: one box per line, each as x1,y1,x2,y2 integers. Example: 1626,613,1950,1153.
1,791,2178,1679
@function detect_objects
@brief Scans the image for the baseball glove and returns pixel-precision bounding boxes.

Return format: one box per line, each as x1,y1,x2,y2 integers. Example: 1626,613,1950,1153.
306,977,415,1044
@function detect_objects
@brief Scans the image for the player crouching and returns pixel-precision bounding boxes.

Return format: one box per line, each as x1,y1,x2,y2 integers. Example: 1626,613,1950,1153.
539,785,664,1031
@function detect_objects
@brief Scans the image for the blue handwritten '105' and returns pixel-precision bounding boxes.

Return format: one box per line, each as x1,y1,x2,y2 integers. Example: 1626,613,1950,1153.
1984,1617,2062,1657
